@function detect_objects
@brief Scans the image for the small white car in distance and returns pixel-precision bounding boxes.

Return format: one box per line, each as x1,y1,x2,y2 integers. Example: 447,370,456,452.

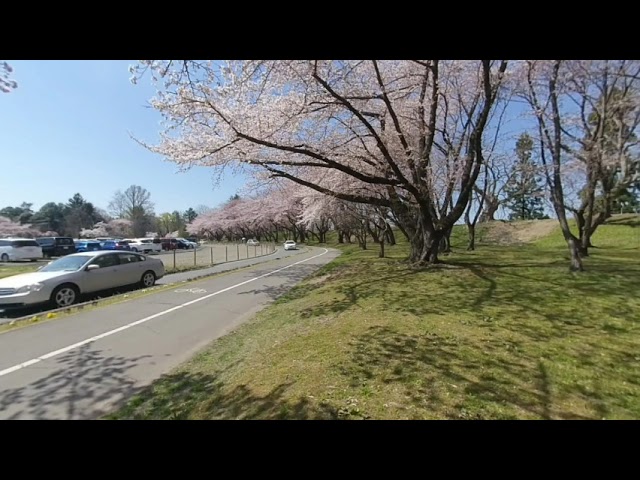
247,239,260,246
0,238,43,262
0,250,165,310
283,240,297,251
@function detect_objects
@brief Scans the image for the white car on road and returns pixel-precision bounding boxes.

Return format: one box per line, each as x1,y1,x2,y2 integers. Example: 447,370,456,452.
283,240,297,250
0,250,165,310
0,238,43,262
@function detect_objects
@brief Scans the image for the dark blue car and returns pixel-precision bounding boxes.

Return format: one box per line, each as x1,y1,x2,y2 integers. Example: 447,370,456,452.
99,240,132,251
74,240,102,252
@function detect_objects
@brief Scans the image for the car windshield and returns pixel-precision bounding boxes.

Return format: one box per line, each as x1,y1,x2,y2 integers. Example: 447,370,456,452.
40,255,91,272
12,240,40,247
56,238,74,245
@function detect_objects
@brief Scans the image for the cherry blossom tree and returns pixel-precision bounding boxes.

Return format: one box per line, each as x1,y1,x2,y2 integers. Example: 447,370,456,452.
517,60,640,271
0,216,39,237
131,60,509,266
80,219,133,238
1,62,17,93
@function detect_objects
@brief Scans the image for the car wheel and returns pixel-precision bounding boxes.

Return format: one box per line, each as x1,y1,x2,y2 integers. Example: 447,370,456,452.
141,271,156,288
131,247,138,252
0,254,9,262
51,284,79,308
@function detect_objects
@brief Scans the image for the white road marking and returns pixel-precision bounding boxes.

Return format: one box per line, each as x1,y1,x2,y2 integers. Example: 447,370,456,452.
0,248,330,379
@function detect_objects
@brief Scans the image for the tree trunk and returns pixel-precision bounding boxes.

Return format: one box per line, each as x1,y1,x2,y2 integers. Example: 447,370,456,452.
385,227,396,246
337,230,344,243
379,240,385,258
439,227,452,254
568,236,584,272
480,198,499,222
408,223,442,266
467,223,476,251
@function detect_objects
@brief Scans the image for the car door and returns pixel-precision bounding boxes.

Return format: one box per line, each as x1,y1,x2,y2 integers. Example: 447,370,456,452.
83,253,122,293
116,252,145,285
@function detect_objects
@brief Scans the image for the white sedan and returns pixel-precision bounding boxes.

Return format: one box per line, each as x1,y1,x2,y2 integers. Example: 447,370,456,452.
0,250,165,310
283,240,297,250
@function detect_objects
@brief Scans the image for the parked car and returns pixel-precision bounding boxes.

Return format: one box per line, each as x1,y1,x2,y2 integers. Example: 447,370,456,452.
283,240,297,251
74,240,102,253
247,239,260,246
161,238,190,250
36,237,76,258
124,238,162,254
176,238,197,249
0,250,165,310
0,238,43,262
100,240,132,251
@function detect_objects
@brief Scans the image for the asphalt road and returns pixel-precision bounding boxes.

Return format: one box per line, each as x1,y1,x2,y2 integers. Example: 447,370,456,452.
0,246,339,419
0,244,304,320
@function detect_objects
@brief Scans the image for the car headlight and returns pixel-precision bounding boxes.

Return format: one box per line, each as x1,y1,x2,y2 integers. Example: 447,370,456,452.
16,283,44,294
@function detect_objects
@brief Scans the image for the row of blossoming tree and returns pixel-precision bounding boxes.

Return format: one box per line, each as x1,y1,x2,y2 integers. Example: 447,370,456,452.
126,60,637,271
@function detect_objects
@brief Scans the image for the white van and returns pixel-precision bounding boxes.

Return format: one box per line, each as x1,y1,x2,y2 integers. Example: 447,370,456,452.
0,238,43,262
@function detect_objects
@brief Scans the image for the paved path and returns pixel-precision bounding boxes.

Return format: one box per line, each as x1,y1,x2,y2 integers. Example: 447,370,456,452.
0,247,339,419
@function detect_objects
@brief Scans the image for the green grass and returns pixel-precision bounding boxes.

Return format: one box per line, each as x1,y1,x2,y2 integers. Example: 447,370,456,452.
109,215,640,420
0,263,39,280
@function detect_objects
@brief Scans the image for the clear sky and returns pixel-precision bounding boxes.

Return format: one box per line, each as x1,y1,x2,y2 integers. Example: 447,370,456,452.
0,60,247,215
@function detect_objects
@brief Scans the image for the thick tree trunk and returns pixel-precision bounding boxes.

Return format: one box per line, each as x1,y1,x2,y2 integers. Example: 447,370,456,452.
337,230,344,243
379,240,385,258
408,224,442,266
467,223,476,251
480,199,499,222
556,214,584,271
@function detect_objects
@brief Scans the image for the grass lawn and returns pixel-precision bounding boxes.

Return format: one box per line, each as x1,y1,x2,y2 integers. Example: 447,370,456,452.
0,263,39,280
108,215,640,420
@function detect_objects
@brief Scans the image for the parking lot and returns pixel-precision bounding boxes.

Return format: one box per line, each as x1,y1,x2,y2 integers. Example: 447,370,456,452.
157,242,277,271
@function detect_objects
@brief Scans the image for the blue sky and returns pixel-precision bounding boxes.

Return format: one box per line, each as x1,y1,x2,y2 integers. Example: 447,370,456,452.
0,60,247,215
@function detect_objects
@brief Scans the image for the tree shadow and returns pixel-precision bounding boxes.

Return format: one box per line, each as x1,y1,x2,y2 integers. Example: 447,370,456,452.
604,216,640,228
0,344,151,419
109,369,339,420
235,264,324,301
339,325,613,419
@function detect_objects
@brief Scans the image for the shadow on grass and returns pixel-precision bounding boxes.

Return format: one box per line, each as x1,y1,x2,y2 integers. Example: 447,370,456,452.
296,244,640,342
340,325,615,419
0,343,150,419
109,368,339,420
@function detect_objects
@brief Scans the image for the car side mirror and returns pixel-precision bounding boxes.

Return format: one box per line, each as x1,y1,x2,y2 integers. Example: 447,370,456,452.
86,264,100,271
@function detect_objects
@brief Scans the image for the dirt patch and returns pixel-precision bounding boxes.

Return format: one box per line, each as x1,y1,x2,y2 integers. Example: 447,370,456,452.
307,274,332,286
479,219,558,245
512,219,558,243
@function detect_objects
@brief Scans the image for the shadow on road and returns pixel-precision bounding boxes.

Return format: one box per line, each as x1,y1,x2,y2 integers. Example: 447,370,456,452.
0,343,150,420
235,263,321,301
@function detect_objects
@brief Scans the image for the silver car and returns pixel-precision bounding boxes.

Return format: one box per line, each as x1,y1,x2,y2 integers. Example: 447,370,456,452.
0,251,165,310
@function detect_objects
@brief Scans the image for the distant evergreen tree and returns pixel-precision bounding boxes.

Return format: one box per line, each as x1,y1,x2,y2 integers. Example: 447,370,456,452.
504,133,547,220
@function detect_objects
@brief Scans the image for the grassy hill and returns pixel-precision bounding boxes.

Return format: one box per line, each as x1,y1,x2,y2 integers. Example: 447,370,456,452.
109,215,640,420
